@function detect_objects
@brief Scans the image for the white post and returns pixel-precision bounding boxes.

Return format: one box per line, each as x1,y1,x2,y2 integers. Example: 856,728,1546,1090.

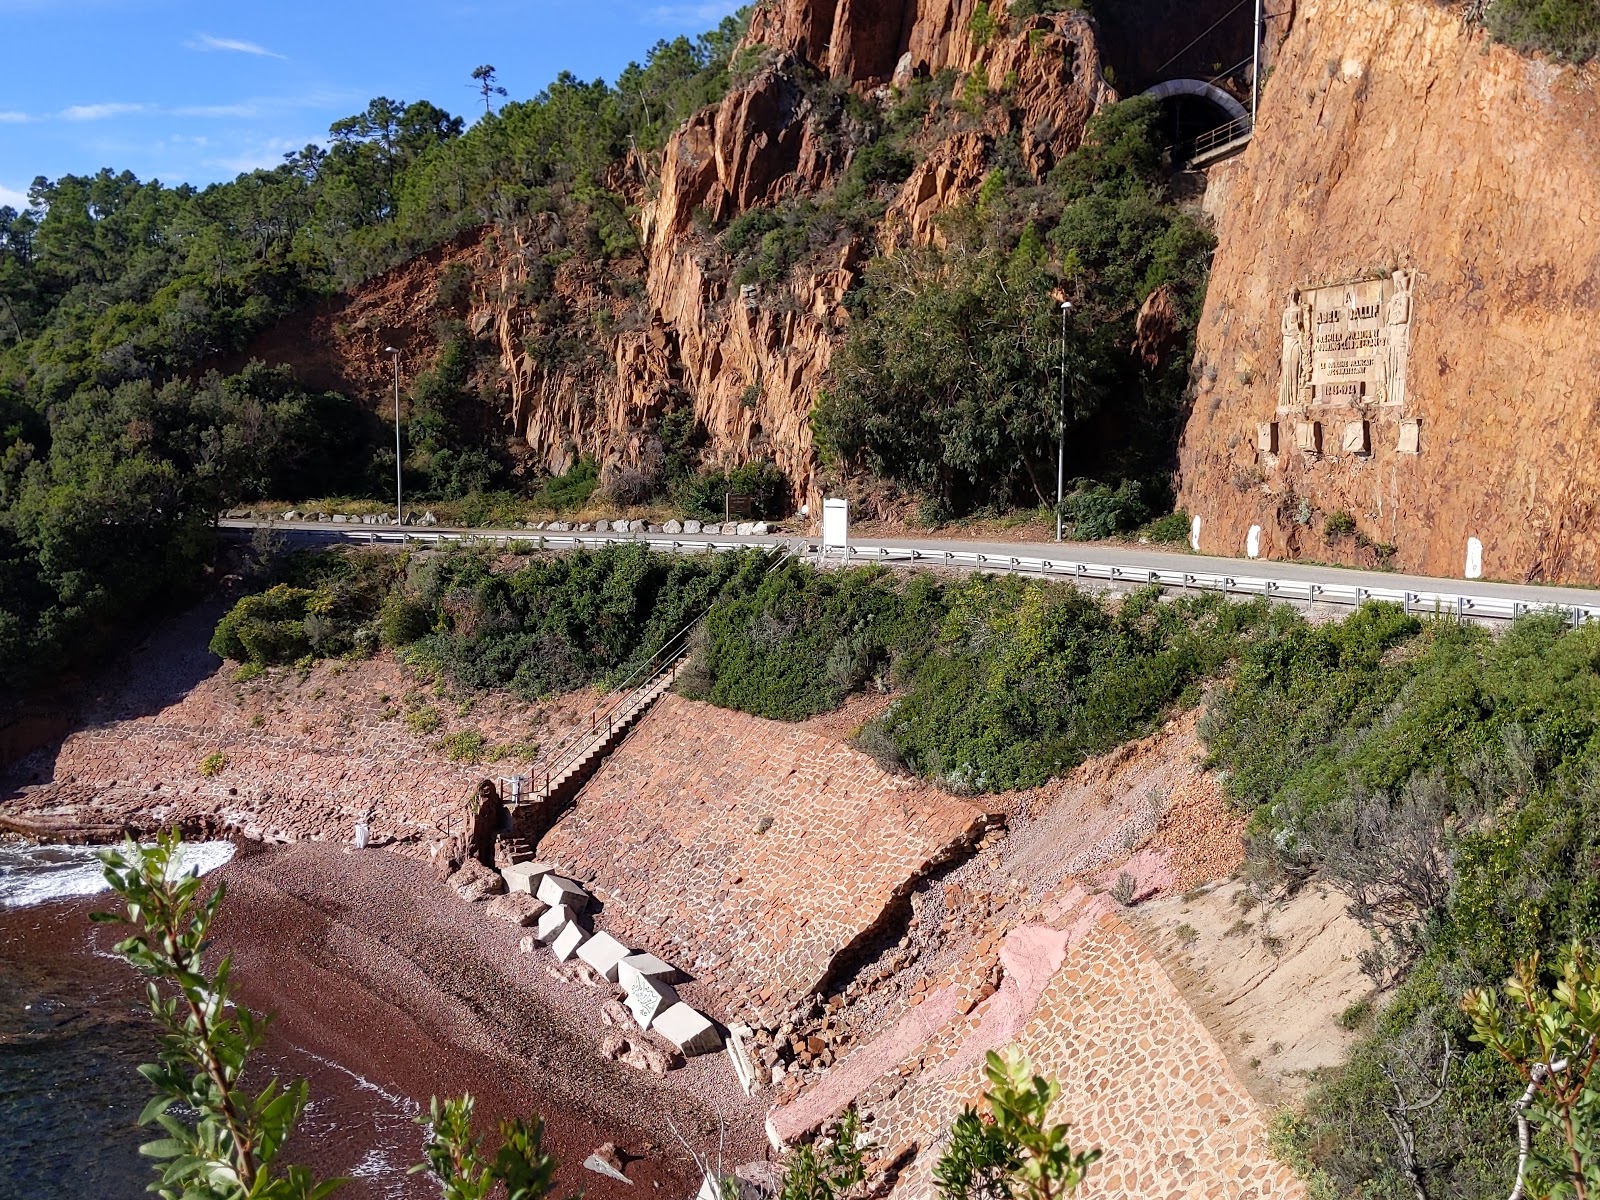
822,498,849,562
1251,0,1263,124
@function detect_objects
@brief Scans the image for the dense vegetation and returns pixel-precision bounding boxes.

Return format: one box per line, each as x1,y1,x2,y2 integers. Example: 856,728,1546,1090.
214,545,1268,793
1486,0,1600,63
815,96,1211,525
1202,607,1600,1198
0,16,749,691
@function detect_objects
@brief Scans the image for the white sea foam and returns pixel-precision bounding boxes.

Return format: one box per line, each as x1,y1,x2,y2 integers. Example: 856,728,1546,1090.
0,841,236,908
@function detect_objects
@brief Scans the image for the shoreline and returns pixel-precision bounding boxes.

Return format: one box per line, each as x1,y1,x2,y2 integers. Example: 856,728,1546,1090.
209,841,765,1197
0,840,763,1200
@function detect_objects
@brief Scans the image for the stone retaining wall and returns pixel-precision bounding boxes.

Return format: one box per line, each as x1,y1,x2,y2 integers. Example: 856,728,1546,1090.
536,694,988,1023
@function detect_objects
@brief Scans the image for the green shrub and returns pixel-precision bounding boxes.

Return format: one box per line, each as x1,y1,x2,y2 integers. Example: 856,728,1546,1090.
1059,479,1155,540
1141,511,1191,544
198,752,227,778
209,584,316,665
437,730,487,762
1487,0,1600,62
380,595,432,648
1324,510,1357,538
536,456,600,511
675,459,791,520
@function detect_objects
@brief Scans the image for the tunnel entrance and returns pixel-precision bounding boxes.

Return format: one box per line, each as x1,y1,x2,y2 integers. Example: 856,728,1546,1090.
1141,78,1251,160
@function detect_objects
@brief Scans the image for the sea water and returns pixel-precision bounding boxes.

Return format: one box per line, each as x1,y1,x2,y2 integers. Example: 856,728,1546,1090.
0,843,428,1200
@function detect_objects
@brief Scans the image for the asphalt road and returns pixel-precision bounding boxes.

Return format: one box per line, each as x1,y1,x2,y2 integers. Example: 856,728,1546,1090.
218,519,1600,612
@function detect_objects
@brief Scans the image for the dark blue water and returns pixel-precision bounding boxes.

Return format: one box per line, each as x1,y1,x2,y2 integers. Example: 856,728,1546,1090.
0,899,154,1200
0,850,428,1200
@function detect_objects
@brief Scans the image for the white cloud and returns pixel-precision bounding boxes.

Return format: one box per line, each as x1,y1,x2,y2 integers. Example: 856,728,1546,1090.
174,103,263,119
0,111,30,123
61,102,150,121
0,183,29,209
185,33,286,59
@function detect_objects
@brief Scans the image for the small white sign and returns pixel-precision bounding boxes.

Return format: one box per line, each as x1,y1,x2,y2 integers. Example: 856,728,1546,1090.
822,498,849,552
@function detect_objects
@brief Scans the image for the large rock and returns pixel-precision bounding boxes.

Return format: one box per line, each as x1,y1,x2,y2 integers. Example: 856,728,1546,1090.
450,858,506,902
486,892,548,927
576,931,632,982
653,1003,722,1057
537,874,589,913
463,780,505,868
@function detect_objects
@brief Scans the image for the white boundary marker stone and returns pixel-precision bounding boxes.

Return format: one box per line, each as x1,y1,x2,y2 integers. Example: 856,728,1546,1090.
502,861,553,894
1190,514,1202,552
617,953,675,990
538,874,590,912
576,932,631,982
654,1003,721,1056
536,904,574,944
1246,524,1262,559
552,921,587,962
1465,536,1484,579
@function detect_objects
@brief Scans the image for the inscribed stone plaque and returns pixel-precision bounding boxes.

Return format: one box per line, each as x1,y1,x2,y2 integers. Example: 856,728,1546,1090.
1278,271,1415,412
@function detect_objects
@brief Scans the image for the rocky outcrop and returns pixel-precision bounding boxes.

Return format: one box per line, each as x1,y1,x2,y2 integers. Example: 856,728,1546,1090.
1179,0,1600,583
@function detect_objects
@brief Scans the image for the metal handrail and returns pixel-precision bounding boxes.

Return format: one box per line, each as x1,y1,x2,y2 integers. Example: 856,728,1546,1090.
1184,115,1253,160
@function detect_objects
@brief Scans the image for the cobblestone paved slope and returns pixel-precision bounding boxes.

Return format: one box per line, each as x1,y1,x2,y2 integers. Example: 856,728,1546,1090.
536,693,989,1022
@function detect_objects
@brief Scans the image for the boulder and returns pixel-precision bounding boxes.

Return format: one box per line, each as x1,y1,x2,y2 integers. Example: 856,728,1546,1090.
486,892,547,927
663,519,682,535
501,860,553,895
600,1036,674,1077
752,522,769,535
576,931,631,982
653,1003,722,1056
684,520,702,535
283,510,302,521
594,519,609,533
578,522,594,532
537,874,590,912
450,858,506,902
736,522,754,536
431,836,463,881
632,519,650,533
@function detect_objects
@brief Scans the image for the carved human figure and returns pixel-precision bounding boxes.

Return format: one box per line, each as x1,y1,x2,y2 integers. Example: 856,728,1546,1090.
1385,269,1414,407
1279,289,1305,410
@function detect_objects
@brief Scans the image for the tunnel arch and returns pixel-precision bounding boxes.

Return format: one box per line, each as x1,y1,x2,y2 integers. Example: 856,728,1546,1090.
1140,78,1249,123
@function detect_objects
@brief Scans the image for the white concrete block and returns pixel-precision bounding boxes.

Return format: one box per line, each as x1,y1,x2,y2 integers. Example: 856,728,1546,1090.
576,931,631,982
624,972,679,1029
617,953,676,991
654,1003,721,1056
536,904,574,944
537,874,590,913
501,861,554,895
552,921,587,962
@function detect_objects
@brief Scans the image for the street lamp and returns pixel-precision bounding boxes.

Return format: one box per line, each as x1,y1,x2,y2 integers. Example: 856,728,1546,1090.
1056,301,1072,542
384,346,403,527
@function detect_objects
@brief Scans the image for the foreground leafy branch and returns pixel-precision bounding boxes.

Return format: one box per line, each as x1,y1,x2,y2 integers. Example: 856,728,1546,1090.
1463,941,1600,1200
935,1050,1100,1200
97,831,569,1200
95,831,341,1200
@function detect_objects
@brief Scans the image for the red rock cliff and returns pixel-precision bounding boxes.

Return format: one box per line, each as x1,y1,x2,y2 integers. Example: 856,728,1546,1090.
1178,0,1600,583
467,0,1105,511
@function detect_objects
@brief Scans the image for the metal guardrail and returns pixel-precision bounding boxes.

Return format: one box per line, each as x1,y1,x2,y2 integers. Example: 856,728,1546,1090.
224,524,1600,627
1183,116,1253,164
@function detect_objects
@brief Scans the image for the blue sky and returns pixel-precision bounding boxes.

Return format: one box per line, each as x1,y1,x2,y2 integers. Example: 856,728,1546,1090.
0,0,744,209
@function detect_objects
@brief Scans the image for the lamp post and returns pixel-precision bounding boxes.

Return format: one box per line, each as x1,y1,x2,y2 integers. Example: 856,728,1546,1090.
384,346,403,527
1056,301,1072,542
